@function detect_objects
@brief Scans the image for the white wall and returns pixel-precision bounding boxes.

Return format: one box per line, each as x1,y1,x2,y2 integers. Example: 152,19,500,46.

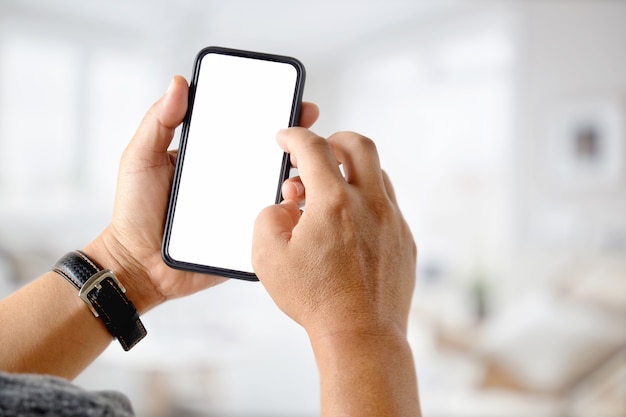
512,0,626,291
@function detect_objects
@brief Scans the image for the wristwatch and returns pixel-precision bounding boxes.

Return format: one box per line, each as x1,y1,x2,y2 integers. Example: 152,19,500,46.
52,250,147,351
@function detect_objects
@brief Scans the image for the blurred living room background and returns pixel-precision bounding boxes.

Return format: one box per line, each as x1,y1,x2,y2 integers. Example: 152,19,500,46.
0,0,624,416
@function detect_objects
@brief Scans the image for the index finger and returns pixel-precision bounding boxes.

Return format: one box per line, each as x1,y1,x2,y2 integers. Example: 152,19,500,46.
276,128,345,200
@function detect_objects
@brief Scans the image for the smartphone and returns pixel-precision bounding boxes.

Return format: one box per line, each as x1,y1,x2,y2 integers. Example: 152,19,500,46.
162,46,305,281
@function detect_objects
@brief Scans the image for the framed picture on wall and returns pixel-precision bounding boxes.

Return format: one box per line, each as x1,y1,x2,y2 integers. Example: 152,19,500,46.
547,96,625,190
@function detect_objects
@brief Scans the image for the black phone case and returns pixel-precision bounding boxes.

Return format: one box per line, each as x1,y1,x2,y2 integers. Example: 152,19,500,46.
161,46,306,281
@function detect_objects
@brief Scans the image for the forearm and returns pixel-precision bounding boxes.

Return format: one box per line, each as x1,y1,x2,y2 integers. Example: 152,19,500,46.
0,270,112,379
310,329,421,417
0,236,159,380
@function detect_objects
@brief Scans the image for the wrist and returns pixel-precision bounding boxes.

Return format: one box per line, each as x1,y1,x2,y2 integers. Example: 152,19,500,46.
309,326,420,416
308,322,410,357
302,308,409,346
306,318,413,374
83,227,164,315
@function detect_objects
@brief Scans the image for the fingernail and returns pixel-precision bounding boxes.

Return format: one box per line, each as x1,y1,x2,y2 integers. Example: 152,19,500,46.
166,77,176,94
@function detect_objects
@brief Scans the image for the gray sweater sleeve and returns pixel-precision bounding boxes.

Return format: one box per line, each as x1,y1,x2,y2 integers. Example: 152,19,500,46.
0,371,135,417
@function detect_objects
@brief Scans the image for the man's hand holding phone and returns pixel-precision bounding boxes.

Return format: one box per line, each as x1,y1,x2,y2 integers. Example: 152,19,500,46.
90,47,419,414
252,128,420,416
84,75,320,315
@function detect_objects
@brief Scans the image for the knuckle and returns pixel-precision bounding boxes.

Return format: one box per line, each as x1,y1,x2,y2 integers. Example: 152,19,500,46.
325,185,353,213
332,131,378,152
366,193,395,220
301,135,330,153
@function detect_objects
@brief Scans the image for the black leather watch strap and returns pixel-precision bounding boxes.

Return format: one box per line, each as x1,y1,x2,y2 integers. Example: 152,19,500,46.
53,250,147,351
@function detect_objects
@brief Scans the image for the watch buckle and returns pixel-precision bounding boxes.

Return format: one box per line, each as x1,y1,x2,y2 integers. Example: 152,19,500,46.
78,269,126,317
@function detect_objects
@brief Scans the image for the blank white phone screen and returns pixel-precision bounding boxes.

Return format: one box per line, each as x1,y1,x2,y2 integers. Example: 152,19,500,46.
167,53,298,274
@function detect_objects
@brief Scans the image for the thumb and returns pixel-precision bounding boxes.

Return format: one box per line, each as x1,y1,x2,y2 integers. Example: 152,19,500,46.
127,75,189,157
252,200,301,271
